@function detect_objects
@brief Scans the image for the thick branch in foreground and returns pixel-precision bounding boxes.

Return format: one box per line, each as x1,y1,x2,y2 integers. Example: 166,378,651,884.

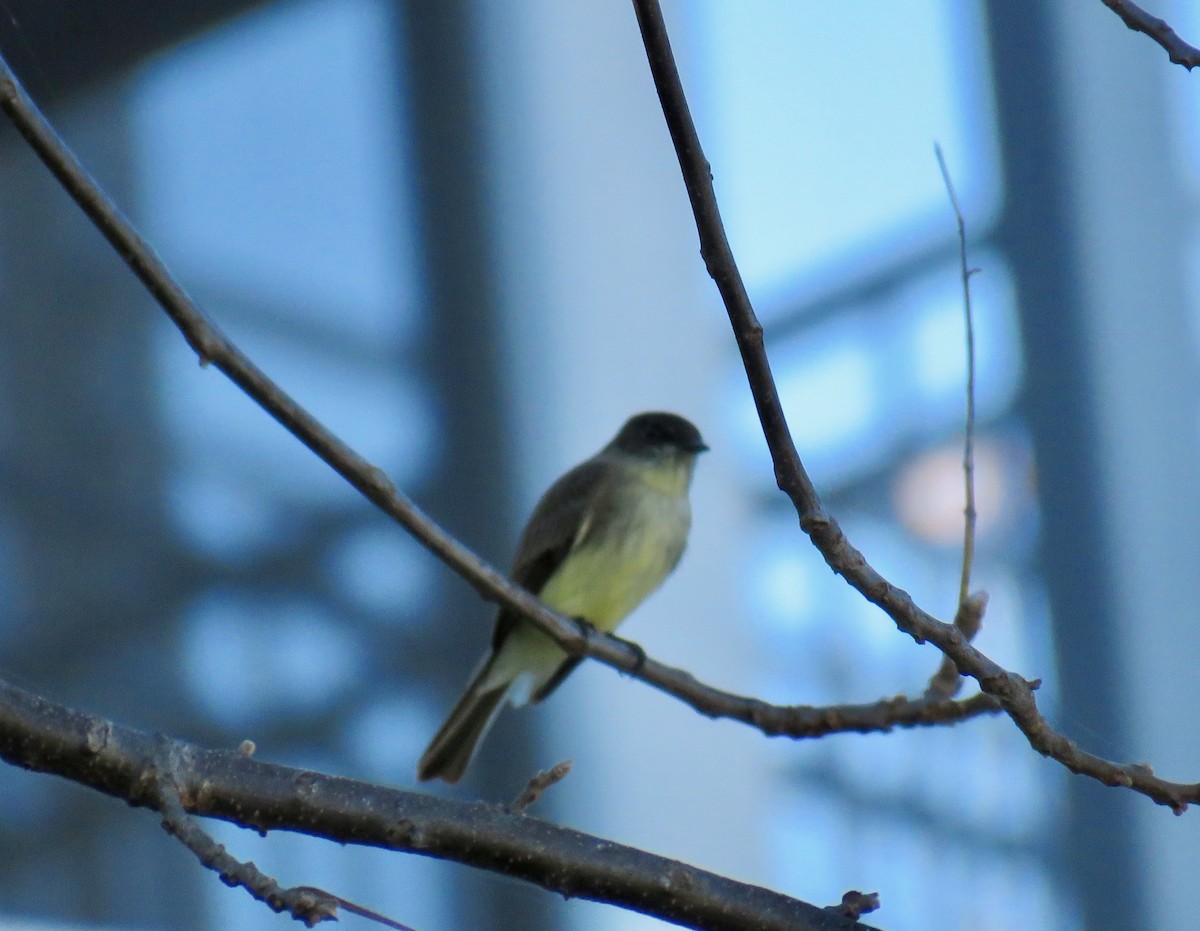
631,0,1200,813
0,49,998,747
0,677,876,931
1100,0,1200,68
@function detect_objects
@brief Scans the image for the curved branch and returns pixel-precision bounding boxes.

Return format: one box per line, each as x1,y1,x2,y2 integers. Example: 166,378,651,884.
630,0,1200,813
0,50,998,746
1099,0,1200,69
0,676,876,931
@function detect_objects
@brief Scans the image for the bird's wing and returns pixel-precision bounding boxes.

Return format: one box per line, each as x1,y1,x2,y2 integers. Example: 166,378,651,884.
490,457,616,654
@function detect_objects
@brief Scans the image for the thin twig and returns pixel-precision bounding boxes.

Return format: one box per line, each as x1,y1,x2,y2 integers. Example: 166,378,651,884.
926,144,984,699
1100,0,1200,68
0,677,880,931
935,143,978,613
0,49,997,745
509,759,573,815
631,0,1200,813
152,739,339,927
293,888,418,931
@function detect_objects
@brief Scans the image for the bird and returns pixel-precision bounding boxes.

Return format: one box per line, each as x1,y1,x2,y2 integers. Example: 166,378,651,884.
417,411,707,783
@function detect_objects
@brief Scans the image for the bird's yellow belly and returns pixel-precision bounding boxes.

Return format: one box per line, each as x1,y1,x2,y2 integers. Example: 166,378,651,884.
538,534,676,632
493,529,682,703
540,487,691,633
491,468,692,703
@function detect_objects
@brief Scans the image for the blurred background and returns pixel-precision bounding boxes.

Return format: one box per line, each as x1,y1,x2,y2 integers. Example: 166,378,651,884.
0,1,1197,929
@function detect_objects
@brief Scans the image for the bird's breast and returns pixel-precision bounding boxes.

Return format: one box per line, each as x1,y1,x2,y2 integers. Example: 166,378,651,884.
538,478,691,632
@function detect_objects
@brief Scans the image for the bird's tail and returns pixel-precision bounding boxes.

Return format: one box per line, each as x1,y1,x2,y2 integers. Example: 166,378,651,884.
418,661,509,783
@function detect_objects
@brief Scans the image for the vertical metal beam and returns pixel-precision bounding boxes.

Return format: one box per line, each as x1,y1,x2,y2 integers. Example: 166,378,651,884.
392,3,562,929
0,85,205,928
983,3,1145,928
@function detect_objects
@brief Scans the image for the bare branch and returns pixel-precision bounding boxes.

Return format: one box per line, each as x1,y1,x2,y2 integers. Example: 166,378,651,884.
0,49,996,745
0,676,878,931
927,144,984,699
934,143,979,614
509,759,573,815
1100,0,1200,69
293,888,418,931
630,0,1200,813
152,738,338,926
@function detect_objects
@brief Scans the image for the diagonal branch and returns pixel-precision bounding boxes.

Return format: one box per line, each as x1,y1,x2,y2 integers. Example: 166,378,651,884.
509,759,573,815
1099,0,1200,69
0,50,997,744
630,0,1200,814
0,676,878,931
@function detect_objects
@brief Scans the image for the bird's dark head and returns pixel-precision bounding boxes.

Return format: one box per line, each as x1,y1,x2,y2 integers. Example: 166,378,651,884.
608,412,708,459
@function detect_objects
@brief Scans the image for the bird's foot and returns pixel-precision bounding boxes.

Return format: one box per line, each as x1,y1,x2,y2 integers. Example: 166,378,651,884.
571,618,646,673
612,634,647,675
572,616,597,653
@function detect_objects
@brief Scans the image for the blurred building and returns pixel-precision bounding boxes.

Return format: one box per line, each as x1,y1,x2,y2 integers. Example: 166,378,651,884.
0,2,1196,929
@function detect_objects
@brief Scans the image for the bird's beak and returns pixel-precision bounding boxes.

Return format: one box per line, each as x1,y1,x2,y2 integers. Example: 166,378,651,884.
690,440,710,454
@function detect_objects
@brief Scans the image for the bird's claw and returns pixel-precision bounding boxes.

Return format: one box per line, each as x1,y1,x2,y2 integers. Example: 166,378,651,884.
572,617,645,673
613,635,647,674
573,616,597,649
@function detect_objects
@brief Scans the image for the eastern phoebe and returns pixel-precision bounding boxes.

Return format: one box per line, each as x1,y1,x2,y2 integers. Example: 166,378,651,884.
418,411,708,783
